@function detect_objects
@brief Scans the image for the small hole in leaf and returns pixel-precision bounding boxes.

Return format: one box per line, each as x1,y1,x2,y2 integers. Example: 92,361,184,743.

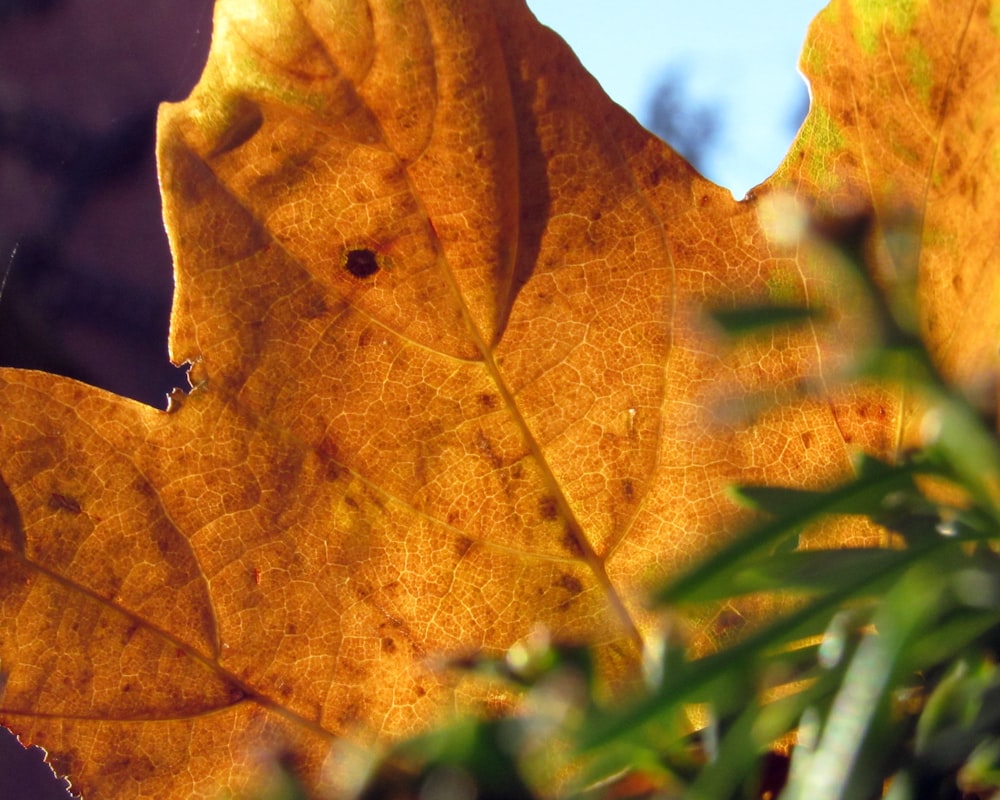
344,249,380,279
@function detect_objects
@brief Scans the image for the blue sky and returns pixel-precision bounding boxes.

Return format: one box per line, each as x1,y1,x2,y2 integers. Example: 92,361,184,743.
524,0,829,198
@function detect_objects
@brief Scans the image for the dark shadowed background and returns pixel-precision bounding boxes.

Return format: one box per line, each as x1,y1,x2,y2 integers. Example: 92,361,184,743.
0,0,212,408
0,1,212,795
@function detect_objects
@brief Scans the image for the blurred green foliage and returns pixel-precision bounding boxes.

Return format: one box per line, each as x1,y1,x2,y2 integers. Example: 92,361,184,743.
335,207,1000,800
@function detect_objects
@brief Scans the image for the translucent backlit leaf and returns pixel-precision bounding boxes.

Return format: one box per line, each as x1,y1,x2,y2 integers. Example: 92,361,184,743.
0,0,997,796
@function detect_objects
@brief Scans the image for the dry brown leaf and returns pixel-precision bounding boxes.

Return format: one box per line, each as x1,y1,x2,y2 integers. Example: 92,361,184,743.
1,0,998,797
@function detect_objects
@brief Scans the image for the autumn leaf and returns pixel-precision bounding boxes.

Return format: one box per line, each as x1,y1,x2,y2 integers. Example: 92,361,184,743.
1,0,998,797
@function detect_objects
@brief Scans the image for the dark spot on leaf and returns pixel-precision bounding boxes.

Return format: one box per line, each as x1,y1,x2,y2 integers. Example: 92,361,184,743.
381,637,396,653
415,685,427,697
538,496,558,520
555,573,584,611
106,753,156,781
713,607,746,643
345,248,380,278
48,493,81,514
303,293,329,319
131,476,156,498
561,526,585,557
621,479,634,501
475,430,503,468
120,623,139,646
447,653,478,671
555,574,583,595
477,393,499,410
801,431,813,449
336,700,364,728
286,624,298,635
455,536,473,557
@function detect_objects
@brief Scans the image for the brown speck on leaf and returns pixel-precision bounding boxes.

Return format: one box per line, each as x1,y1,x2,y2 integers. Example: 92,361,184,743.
48,493,82,514
561,526,585,557
555,572,584,610
713,607,746,643
303,293,330,319
475,430,503,468
538,495,558,520
120,623,139,646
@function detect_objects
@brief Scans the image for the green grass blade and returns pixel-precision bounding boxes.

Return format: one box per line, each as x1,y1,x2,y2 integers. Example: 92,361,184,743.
655,460,922,607
708,304,822,335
